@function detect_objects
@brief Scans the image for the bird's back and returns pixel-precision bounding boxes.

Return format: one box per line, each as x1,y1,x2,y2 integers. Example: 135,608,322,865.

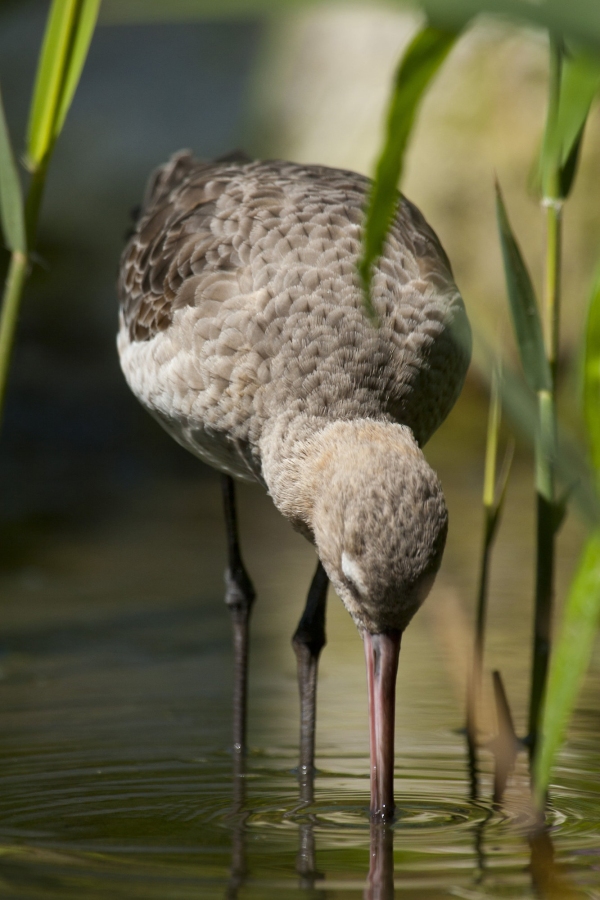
117,152,470,481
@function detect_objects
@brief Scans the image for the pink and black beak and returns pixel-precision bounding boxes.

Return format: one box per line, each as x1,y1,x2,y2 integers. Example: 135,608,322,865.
363,630,402,820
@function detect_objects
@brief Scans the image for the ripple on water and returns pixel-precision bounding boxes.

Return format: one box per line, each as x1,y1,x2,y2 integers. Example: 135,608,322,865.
0,741,598,845
0,737,598,899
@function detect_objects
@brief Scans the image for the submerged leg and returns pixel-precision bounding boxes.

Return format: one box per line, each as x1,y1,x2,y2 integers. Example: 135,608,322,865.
222,474,256,756
292,559,329,786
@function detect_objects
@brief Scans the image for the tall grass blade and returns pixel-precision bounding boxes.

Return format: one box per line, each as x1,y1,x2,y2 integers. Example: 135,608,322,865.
495,183,552,393
359,27,455,317
533,271,600,804
536,46,600,199
27,0,79,167
482,368,502,511
420,0,600,52
477,354,600,526
495,440,515,528
534,530,600,805
555,50,600,196
0,0,99,430
53,0,100,140
0,254,28,421
466,366,514,761
0,88,25,254
584,270,600,470
26,0,100,168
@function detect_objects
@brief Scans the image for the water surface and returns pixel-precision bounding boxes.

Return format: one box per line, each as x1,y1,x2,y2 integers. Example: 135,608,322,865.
0,391,598,898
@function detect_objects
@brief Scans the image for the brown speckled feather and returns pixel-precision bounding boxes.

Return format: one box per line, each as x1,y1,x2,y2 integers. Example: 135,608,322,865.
117,151,472,636
117,152,470,486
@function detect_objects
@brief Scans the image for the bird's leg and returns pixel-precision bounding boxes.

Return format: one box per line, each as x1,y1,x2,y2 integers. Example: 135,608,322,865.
222,474,256,757
292,559,329,790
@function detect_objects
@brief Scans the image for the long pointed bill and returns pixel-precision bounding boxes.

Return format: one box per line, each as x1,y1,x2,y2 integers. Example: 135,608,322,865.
363,630,401,821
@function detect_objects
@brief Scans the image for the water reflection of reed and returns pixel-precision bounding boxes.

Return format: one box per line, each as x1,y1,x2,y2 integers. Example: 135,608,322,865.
466,689,583,900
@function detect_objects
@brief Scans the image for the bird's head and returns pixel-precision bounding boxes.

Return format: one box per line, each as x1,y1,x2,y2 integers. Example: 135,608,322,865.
310,421,447,635
309,420,447,819
262,416,448,820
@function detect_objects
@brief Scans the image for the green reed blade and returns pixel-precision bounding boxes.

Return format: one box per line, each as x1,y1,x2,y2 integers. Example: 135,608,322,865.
472,373,503,672
359,26,456,319
483,368,501,511
497,439,515,516
53,0,100,141
495,183,552,394
556,50,600,196
476,349,600,526
0,0,99,431
584,269,600,470
534,529,600,805
0,87,25,254
535,268,600,802
27,0,79,167
26,0,100,169
468,366,513,756
534,46,600,200
420,0,600,52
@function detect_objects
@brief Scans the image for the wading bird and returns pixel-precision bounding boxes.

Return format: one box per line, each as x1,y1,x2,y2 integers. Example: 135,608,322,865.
117,152,471,820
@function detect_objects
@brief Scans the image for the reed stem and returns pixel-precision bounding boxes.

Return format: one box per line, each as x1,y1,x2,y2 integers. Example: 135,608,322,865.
466,515,494,758
0,158,49,434
528,37,563,765
25,159,49,249
0,0,99,434
467,371,513,755
473,377,502,682
0,250,29,422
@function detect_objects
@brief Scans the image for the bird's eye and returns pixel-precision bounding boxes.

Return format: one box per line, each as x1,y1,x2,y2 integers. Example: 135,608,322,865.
341,552,367,597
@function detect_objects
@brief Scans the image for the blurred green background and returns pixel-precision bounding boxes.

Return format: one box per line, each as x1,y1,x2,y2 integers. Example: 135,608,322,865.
1,1,599,539
0,1,262,540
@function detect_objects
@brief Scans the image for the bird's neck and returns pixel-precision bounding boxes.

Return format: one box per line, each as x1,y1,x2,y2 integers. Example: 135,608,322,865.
259,415,419,538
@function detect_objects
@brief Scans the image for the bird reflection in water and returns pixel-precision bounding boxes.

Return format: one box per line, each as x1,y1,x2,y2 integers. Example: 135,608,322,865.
224,717,572,899
295,766,324,892
225,750,248,900
365,823,395,900
224,750,396,899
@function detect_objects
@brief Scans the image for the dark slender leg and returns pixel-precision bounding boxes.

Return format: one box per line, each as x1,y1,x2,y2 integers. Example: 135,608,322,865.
222,474,256,756
292,559,329,785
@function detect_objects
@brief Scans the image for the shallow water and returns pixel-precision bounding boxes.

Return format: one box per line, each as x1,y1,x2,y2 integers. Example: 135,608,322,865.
0,392,598,898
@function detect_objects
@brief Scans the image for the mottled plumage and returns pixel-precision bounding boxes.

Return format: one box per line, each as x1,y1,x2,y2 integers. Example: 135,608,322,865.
118,152,470,498
118,151,471,819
